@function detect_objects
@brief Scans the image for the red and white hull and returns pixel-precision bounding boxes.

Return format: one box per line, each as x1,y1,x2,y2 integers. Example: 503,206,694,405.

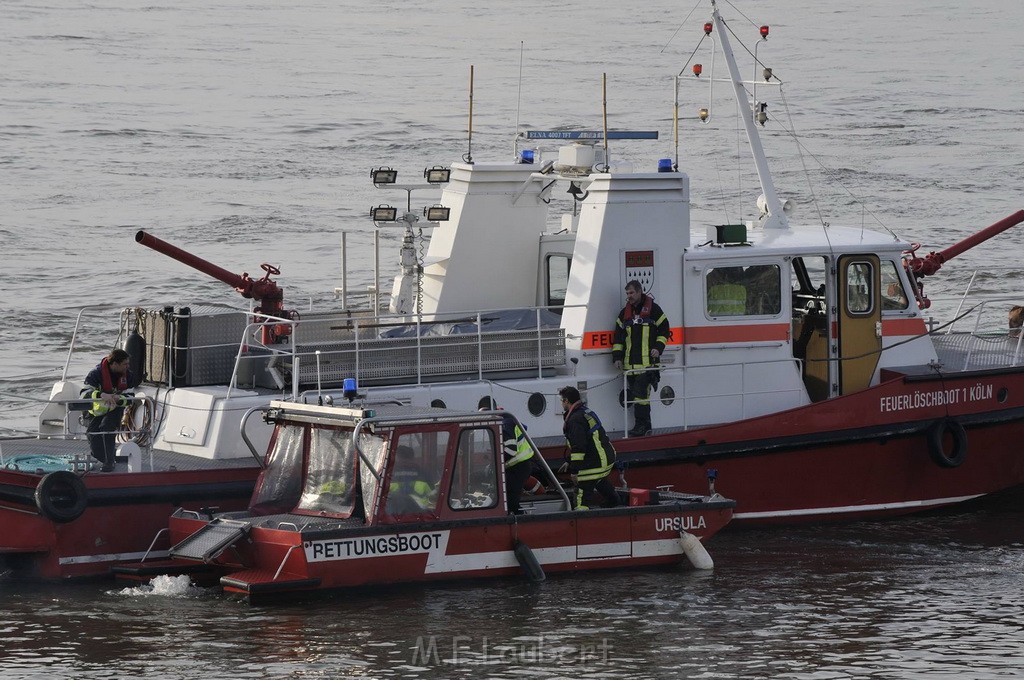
599,370,1024,524
0,467,257,579
161,501,733,602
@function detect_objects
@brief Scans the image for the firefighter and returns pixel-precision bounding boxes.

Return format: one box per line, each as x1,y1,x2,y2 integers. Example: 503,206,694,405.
557,386,619,510
81,348,139,471
500,412,536,514
387,445,436,513
612,280,670,436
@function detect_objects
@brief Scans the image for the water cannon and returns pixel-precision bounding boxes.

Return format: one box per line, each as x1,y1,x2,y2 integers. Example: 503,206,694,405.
903,210,1024,309
134,230,297,344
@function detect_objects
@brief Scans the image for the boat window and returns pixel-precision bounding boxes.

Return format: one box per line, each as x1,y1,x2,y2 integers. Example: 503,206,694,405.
881,260,909,311
248,423,306,516
449,427,498,510
295,427,358,517
358,433,388,519
546,254,571,308
846,261,875,315
705,264,782,317
385,431,449,515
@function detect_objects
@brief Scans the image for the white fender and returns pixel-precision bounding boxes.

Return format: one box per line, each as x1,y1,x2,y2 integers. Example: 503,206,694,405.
119,441,143,472
679,531,714,570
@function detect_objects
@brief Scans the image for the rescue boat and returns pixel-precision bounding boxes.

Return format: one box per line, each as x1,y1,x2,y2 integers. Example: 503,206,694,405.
4,0,1024,580
113,402,733,602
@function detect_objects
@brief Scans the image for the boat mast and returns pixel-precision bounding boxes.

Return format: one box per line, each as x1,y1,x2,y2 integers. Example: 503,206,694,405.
710,0,789,229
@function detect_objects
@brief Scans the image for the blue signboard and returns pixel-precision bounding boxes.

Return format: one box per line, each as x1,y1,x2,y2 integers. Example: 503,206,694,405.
525,130,659,141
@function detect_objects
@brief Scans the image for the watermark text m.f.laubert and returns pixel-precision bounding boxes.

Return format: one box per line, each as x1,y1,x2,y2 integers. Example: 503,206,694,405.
411,635,613,666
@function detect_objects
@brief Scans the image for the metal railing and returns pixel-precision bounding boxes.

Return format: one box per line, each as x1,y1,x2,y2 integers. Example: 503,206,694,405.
225,305,576,399
617,358,806,436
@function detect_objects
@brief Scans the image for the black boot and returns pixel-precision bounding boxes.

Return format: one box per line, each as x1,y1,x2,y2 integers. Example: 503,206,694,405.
629,404,652,436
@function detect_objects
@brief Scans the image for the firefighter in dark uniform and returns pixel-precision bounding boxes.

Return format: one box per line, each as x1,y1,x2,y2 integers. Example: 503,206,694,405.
612,279,670,436
557,386,619,510
82,348,139,471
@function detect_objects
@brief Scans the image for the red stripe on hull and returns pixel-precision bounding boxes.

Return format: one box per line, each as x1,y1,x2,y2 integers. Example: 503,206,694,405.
683,323,790,344
0,467,257,579
558,371,1024,524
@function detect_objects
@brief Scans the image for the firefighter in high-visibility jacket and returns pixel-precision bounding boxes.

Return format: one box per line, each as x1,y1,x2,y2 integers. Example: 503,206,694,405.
557,386,619,510
612,280,670,436
500,413,535,514
387,445,437,513
81,348,139,471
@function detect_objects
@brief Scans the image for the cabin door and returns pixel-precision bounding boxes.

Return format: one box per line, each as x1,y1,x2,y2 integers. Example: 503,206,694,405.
537,232,575,310
836,255,882,395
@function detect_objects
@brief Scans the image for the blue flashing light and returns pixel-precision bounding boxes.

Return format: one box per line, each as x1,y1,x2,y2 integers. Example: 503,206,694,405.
520,149,535,164
343,377,358,402
658,158,674,173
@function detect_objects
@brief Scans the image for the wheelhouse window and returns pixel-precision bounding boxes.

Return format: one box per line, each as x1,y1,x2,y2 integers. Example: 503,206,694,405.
249,423,306,516
295,427,358,518
881,260,909,311
705,264,782,317
846,261,875,315
546,254,570,308
449,427,498,510
386,430,449,515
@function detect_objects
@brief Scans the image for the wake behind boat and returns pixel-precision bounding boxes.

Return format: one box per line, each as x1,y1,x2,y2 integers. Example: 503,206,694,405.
3,0,1024,580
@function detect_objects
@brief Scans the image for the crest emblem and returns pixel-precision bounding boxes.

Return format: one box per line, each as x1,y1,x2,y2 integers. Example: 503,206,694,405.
624,250,655,294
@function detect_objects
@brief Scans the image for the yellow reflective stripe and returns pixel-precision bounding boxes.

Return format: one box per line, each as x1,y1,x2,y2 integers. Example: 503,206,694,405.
708,284,746,314
506,425,534,467
576,463,613,481
569,452,586,462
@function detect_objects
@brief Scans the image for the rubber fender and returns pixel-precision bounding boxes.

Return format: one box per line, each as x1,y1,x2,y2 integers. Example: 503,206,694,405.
926,419,968,468
124,330,147,383
513,540,545,582
680,531,714,570
35,470,88,523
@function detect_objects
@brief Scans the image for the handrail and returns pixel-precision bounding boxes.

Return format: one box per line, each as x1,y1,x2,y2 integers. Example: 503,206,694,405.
239,303,578,393
619,358,805,436
508,412,573,512
139,527,169,563
60,303,252,382
239,406,270,468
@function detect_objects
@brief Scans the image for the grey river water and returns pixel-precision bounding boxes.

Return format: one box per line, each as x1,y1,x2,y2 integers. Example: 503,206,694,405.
2,0,1023,677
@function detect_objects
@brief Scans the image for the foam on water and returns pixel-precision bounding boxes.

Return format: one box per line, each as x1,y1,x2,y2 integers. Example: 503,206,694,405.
113,574,209,599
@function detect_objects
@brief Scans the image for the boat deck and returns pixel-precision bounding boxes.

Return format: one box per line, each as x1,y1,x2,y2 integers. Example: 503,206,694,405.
0,437,262,474
931,332,1024,372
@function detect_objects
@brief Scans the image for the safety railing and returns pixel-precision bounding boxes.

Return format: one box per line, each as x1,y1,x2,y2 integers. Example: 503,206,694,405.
617,358,806,437
226,305,576,400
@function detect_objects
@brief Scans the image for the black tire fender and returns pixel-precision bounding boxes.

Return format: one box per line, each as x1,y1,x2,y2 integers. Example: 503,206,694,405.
34,470,88,523
927,419,968,468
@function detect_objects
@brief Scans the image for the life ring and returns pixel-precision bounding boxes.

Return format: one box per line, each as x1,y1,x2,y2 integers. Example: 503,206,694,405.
34,470,88,523
926,419,968,468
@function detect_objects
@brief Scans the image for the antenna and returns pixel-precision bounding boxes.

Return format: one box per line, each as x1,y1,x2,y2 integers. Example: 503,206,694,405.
465,65,474,164
673,76,680,169
514,41,524,157
601,73,609,168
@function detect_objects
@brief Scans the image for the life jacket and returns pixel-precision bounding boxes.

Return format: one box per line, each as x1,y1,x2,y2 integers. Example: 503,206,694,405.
523,476,546,494
87,358,130,416
621,294,654,324
617,294,668,369
503,423,535,468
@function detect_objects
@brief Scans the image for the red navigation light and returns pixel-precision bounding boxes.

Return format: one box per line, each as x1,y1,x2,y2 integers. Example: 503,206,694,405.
693,63,703,77
760,25,770,39
703,22,713,35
